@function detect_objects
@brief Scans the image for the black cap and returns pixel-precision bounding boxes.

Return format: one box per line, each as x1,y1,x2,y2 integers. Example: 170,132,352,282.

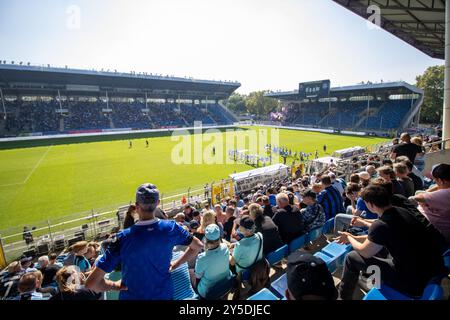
20,255,33,264
301,189,316,200
136,183,159,205
189,220,200,229
238,216,255,230
286,252,338,300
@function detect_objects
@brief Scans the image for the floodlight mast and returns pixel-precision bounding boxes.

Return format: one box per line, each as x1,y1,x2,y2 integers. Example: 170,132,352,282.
0,88,6,119
444,0,450,148
57,90,63,112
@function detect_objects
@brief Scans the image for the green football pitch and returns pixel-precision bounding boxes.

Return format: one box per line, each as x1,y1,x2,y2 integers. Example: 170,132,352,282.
0,127,387,230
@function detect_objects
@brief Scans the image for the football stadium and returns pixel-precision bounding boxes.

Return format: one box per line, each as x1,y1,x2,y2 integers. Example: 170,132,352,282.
0,0,449,307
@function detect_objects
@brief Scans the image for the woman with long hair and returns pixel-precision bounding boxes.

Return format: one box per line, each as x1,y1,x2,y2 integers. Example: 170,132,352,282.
50,266,101,300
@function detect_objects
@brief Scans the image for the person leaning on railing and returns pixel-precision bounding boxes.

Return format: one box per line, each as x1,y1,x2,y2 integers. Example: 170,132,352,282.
85,183,203,300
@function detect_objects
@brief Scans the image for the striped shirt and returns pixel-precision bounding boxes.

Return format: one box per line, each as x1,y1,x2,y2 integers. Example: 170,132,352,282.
317,186,345,220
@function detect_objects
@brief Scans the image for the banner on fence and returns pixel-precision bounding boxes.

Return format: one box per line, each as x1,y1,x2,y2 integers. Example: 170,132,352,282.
291,163,305,178
211,180,235,205
230,164,290,193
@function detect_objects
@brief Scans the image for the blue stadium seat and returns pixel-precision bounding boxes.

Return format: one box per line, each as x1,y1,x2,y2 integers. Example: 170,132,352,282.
270,273,288,299
266,245,289,266
171,251,197,300
288,234,307,253
420,284,444,300
104,271,122,300
321,242,352,265
362,287,387,300
363,283,444,301
443,248,450,271
247,288,280,300
313,252,338,273
322,218,335,234
307,227,322,243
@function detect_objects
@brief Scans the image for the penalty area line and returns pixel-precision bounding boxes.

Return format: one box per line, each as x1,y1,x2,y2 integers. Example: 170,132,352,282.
0,145,53,188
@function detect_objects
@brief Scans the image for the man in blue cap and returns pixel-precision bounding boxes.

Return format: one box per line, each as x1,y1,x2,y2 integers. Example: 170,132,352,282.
86,183,203,300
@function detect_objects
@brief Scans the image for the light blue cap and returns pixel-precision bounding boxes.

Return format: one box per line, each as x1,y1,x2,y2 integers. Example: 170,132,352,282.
204,224,221,241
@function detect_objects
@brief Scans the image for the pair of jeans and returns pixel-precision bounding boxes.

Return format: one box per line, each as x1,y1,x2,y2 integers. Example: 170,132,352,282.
334,213,353,234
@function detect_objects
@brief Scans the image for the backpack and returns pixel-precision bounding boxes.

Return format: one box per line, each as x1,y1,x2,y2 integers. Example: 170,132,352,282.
247,259,270,295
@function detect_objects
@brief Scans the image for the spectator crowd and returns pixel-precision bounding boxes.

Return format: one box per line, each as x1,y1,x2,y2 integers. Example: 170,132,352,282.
1,132,449,300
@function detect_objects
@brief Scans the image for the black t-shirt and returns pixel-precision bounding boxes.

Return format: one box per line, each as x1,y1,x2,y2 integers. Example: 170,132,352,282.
408,172,423,192
0,274,21,299
368,206,445,296
223,216,236,241
154,208,168,220
391,179,406,196
193,232,204,242
263,205,276,219
391,194,447,252
397,177,415,197
40,265,61,287
254,215,284,255
392,143,423,162
272,205,305,244
50,288,101,301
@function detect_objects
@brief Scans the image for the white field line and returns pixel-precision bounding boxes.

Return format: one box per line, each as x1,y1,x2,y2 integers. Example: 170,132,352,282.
0,145,53,187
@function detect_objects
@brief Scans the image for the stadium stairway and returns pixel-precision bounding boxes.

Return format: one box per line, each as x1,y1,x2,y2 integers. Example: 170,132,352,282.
217,101,239,123
109,116,114,129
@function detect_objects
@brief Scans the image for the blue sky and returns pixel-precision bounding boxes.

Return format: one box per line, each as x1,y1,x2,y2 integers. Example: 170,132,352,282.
0,0,443,93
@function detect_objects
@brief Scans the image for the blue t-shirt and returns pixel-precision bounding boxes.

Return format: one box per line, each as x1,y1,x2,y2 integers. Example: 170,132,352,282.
195,243,232,298
96,219,193,300
268,194,277,207
317,186,345,220
356,198,378,220
74,256,91,272
233,233,263,273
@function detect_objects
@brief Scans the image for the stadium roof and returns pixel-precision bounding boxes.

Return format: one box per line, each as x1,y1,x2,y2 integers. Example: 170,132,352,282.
332,0,445,59
265,81,423,101
0,64,241,100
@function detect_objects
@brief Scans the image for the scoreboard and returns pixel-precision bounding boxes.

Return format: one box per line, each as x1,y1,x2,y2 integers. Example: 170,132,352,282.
299,80,331,99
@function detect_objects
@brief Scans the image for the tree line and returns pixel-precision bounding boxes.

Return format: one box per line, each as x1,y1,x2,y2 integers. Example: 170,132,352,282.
223,91,279,118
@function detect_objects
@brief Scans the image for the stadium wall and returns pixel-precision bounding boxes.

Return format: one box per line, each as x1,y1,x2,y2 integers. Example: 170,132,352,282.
0,125,240,149
251,123,368,136
0,122,380,149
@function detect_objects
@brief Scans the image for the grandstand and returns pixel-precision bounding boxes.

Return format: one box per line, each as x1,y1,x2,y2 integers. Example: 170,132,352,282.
1,0,449,304
266,81,424,135
0,64,240,137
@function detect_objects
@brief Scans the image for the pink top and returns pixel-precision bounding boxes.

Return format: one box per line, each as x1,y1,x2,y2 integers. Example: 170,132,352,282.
418,188,450,243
